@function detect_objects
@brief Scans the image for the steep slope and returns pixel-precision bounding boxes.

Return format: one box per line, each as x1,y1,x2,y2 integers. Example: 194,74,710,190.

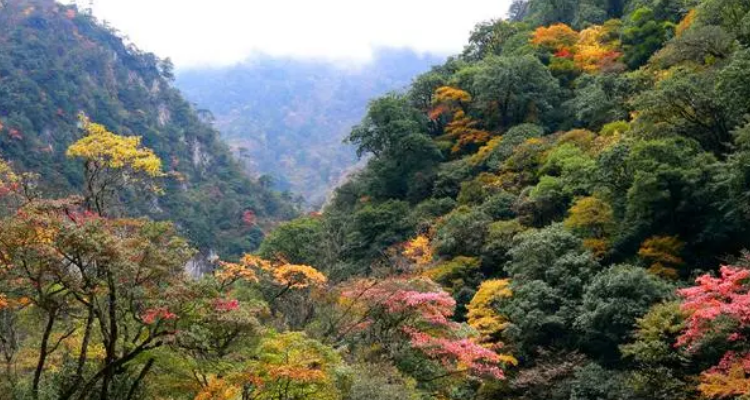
177,50,444,206
258,0,750,398
0,0,297,257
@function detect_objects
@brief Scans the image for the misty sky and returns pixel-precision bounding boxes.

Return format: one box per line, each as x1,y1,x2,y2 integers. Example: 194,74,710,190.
67,0,512,67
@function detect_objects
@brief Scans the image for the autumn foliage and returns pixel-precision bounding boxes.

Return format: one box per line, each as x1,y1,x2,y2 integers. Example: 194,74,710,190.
678,265,750,398
430,86,491,154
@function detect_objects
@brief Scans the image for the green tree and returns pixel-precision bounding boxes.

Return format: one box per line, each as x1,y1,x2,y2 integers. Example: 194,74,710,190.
622,7,673,68
575,264,674,357
471,55,561,129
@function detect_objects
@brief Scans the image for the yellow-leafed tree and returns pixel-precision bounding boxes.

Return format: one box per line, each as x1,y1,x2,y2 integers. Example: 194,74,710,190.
66,115,164,214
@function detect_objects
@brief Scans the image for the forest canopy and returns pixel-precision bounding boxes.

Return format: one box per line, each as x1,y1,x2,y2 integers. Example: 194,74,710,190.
3,0,750,399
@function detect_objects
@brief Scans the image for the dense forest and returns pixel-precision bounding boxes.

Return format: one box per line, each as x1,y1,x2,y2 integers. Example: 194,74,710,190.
2,0,750,399
177,50,444,206
0,0,298,258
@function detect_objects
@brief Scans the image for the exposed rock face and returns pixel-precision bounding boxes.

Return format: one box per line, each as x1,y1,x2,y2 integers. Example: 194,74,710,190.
185,249,219,278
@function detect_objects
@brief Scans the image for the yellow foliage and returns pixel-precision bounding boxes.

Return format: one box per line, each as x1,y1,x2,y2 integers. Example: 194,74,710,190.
564,196,615,239
215,261,259,286
467,279,512,343
403,235,434,267
433,86,472,104
273,264,327,289
676,9,696,37
583,238,610,260
577,26,604,47
228,254,327,290
239,254,272,272
423,257,480,293
557,129,596,152
193,377,240,400
431,87,491,154
66,116,164,177
469,136,503,167
639,236,685,279
699,364,750,399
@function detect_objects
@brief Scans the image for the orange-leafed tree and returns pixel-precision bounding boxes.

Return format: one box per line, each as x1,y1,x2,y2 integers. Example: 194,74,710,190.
430,86,491,154
532,23,579,52
638,235,685,279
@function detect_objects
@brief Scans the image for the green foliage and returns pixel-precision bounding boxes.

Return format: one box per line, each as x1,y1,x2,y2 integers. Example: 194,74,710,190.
177,50,442,206
480,191,518,220
0,0,297,257
348,200,414,261
622,7,673,68
499,225,600,354
570,363,636,400
434,207,492,257
470,55,561,129
481,219,527,270
575,264,674,355
11,0,750,398
259,216,325,266
485,123,545,170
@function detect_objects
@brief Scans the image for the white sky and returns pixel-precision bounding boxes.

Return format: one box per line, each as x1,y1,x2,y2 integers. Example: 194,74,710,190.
67,0,512,67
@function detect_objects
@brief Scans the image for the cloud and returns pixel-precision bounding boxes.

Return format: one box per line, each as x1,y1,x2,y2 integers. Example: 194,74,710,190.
67,0,511,67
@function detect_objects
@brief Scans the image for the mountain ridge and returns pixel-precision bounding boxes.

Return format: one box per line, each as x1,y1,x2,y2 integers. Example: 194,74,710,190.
0,0,297,257
177,49,445,206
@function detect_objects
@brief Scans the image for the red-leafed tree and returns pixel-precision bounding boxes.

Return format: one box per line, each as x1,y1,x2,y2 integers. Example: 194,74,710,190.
677,265,750,398
337,277,514,382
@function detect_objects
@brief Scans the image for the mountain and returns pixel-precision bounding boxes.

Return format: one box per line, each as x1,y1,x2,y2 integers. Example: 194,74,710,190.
176,50,445,206
0,0,297,257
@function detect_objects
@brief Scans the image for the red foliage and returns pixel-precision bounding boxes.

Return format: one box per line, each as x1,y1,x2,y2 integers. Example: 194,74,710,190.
341,277,510,380
555,48,573,59
678,265,750,397
213,298,240,312
142,307,177,325
677,265,750,349
242,210,257,227
341,277,456,328
406,328,506,379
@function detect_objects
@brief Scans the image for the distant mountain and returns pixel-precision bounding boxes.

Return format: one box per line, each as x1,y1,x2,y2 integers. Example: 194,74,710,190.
0,0,298,257
176,49,445,206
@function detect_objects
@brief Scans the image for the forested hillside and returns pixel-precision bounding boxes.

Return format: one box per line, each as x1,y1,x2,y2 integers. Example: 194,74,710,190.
3,0,750,399
177,50,444,206
0,0,297,257
257,0,750,398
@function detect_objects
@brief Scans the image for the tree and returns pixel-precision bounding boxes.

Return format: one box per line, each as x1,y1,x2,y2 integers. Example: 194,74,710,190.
463,20,527,61
347,94,427,158
620,302,698,400
66,115,164,215
564,196,615,258
467,279,512,344
433,207,492,258
0,197,194,399
499,224,600,354
638,235,685,279
652,26,734,68
429,86,491,155
677,264,750,398
259,216,325,267
337,277,514,383
471,55,561,129
695,0,750,45
622,7,673,68
531,23,580,52
575,264,674,357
